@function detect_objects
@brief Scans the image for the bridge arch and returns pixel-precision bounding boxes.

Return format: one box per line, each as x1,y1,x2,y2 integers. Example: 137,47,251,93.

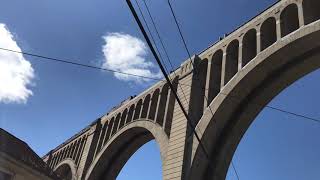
54,158,77,180
189,11,320,180
85,120,168,180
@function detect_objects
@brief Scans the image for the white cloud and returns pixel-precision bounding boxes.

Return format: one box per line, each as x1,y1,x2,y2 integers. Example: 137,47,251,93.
102,32,162,84
0,24,35,104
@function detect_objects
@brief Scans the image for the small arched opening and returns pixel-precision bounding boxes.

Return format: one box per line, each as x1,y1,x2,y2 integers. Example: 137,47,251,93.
242,29,257,67
208,50,223,104
260,17,277,51
303,0,320,25
225,40,239,84
141,95,151,119
119,109,128,129
126,105,135,124
133,100,143,120
105,117,114,142
280,4,299,37
148,89,160,121
156,84,169,126
111,113,121,136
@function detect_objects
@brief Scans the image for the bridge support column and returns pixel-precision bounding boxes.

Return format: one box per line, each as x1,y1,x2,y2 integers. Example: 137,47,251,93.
78,125,100,180
276,17,282,39
162,59,197,180
204,60,212,110
220,52,227,88
257,31,261,53
238,42,243,70
162,90,189,179
297,2,305,27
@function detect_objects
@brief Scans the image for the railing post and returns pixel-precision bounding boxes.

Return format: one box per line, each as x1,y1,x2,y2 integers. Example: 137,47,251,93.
297,2,305,27
257,30,261,54
204,59,212,109
220,52,227,88
276,17,282,39
238,41,243,70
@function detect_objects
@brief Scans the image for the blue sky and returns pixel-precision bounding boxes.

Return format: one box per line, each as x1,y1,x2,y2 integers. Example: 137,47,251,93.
0,0,319,179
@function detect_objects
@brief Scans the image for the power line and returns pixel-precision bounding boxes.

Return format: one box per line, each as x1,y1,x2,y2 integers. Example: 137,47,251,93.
265,105,320,123
1,47,320,126
232,161,240,180
141,5,238,178
167,0,217,120
167,0,193,64
142,0,176,73
134,0,192,123
126,0,213,171
0,47,162,81
140,0,190,110
167,0,224,168
135,0,218,171
166,1,236,179
133,0,172,77
134,0,193,114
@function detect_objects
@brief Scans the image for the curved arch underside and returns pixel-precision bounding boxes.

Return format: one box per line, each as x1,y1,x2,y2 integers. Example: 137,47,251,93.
190,19,320,180
54,159,77,180
85,120,168,180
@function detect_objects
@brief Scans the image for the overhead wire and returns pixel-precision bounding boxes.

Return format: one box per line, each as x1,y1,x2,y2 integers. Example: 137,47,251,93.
0,47,161,81
167,0,217,120
140,0,190,110
0,47,320,125
126,0,213,167
134,0,194,125
133,0,216,170
166,0,238,178
133,0,172,77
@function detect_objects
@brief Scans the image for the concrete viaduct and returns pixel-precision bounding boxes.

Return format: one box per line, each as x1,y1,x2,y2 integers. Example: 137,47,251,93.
43,0,320,179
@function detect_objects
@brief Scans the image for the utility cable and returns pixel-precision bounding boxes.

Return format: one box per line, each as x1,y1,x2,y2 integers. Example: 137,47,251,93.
167,0,239,178
167,0,217,121
134,0,192,119
0,47,161,81
126,0,213,169
133,0,172,78
141,0,190,109
232,161,240,180
1,47,320,125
